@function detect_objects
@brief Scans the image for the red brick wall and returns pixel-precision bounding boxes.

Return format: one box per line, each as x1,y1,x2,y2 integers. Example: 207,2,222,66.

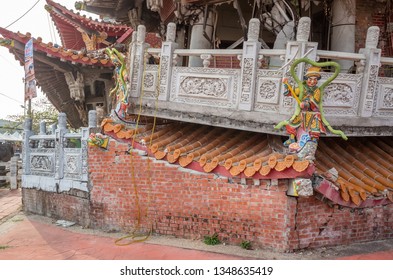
87,140,393,251
356,0,389,53
21,139,393,252
213,56,241,69
88,140,294,251
22,188,90,227
288,197,393,250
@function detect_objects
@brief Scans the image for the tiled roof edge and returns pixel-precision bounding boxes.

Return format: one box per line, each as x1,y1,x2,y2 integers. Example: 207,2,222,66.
46,0,130,30
314,178,392,208
102,123,315,181
0,27,113,67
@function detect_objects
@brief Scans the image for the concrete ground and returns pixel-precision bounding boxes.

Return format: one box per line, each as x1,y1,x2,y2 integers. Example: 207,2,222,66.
1,188,393,260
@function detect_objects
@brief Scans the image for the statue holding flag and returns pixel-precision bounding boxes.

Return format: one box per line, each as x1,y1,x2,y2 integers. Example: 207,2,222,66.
275,58,347,152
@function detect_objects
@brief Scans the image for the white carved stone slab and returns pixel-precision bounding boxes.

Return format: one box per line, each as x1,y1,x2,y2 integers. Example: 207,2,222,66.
254,70,282,112
143,70,158,93
64,153,81,175
322,73,362,116
30,153,55,175
170,67,240,108
375,77,393,116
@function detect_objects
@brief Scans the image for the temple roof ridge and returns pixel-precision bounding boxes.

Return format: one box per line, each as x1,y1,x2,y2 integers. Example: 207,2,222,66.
45,0,129,28
0,26,113,67
45,0,132,50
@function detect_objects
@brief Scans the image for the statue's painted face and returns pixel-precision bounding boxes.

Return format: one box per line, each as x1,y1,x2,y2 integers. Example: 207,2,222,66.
306,76,318,87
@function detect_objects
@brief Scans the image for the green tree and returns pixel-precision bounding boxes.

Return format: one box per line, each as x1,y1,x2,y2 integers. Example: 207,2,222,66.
6,98,59,133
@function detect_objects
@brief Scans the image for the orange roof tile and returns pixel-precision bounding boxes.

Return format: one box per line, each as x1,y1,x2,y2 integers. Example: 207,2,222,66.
315,137,393,207
0,27,113,67
101,119,314,179
101,118,393,208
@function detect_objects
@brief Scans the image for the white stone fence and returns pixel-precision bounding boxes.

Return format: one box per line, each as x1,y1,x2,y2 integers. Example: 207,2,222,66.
0,157,21,189
127,17,393,136
21,112,94,193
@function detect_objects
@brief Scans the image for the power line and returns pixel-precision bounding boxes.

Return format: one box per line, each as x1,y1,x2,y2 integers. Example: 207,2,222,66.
4,0,41,29
0,53,23,71
0,92,23,105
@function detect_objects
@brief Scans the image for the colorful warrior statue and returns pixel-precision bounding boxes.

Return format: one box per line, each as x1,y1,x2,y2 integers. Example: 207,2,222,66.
105,47,129,119
275,58,347,152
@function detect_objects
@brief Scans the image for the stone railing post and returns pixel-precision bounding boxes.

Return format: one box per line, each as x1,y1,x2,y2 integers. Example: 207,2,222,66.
55,112,68,180
128,31,137,97
88,110,97,128
22,118,33,176
239,18,261,111
50,124,57,135
130,25,149,98
38,120,46,148
358,26,381,117
158,22,178,101
10,156,19,190
280,17,317,115
80,110,96,183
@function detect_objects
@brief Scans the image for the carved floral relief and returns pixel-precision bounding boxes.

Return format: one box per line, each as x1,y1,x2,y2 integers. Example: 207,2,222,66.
179,77,227,99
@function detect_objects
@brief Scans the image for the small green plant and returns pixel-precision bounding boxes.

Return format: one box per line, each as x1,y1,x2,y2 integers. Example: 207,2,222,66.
203,233,220,245
0,245,11,250
240,240,252,250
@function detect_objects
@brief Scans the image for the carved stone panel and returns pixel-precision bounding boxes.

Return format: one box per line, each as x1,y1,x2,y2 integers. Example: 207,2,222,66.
254,70,282,112
30,153,55,176
381,86,393,109
170,67,240,108
375,77,393,116
130,55,141,93
64,150,81,179
322,73,361,116
323,83,354,107
240,58,253,103
142,66,159,97
179,77,227,99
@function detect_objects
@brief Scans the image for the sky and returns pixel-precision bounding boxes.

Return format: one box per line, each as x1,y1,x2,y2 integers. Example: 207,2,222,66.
0,0,96,119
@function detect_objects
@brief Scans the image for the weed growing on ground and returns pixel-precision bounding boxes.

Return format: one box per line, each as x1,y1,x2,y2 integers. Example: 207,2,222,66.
240,240,252,250
203,233,220,245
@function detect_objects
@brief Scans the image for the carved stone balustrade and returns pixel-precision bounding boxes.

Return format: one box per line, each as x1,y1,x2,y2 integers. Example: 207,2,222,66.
127,17,393,136
22,112,93,193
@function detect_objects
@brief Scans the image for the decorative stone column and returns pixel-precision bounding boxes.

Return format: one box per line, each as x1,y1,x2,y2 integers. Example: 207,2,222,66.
50,124,57,135
88,110,97,128
39,121,46,135
239,18,261,111
280,17,317,115
80,111,96,183
128,31,137,99
22,118,33,176
55,113,68,180
10,156,19,190
38,120,46,148
358,26,381,117
330,0,356,72
188,9,214,67
130,25,149,98
159,22,178,101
